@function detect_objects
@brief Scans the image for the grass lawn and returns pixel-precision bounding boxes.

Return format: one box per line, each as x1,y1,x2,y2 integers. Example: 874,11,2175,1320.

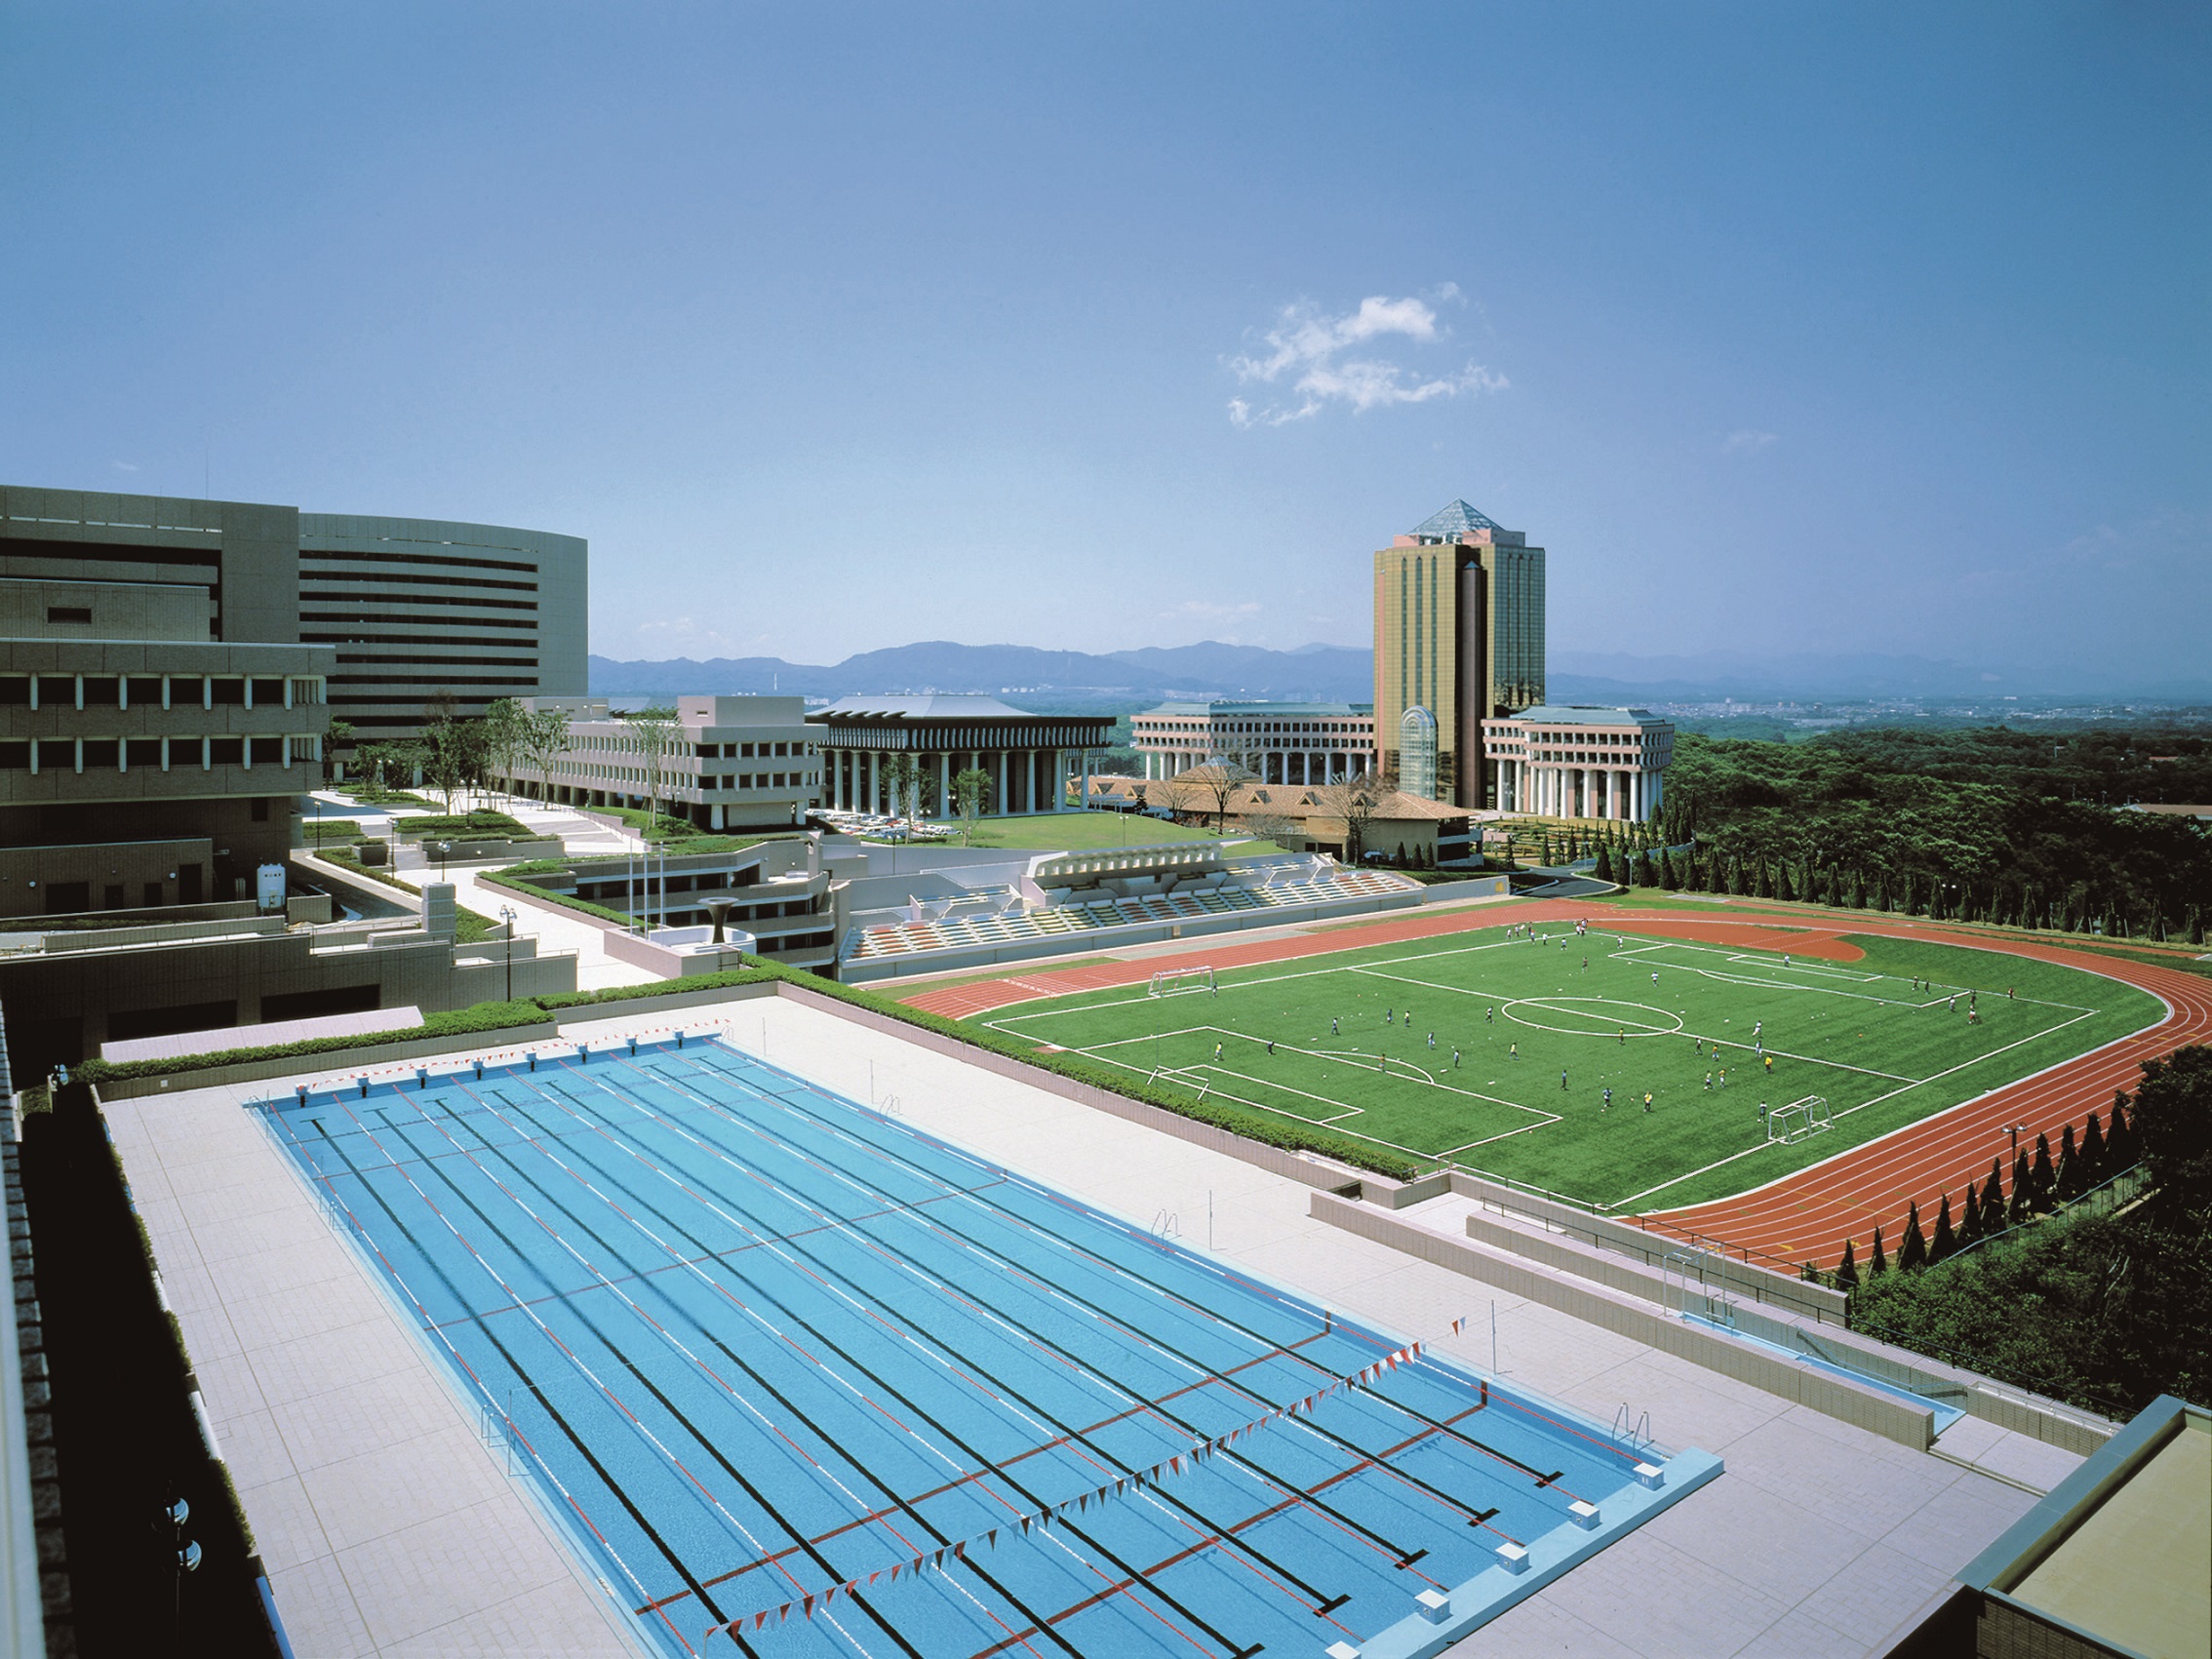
935,810,1283,853
976,922,2158,1214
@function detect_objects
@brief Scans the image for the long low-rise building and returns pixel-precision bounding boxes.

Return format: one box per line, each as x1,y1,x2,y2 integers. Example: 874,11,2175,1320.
503,695,823,831
1131,699,1376,785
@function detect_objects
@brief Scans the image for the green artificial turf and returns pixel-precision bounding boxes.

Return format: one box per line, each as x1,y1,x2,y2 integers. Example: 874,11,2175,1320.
926,810,1283,853
978,923,2161,1214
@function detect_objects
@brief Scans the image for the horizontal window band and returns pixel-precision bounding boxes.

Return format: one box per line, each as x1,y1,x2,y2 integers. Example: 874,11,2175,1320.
334,654,538,667
299,591,537,611
301,547,541,574
329,675,539,688
294,571,537,593
300,617,537,632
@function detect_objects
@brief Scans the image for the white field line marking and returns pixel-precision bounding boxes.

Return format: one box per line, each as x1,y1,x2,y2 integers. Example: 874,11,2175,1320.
1612,1004,2107,1209
1077,1028,1555,1122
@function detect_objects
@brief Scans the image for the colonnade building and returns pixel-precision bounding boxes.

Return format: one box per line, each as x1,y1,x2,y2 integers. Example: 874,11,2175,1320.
1481,705,1674,821
808,695,1118,818
1,484,586,740
1130,702,1376,786
1372,499,1545,809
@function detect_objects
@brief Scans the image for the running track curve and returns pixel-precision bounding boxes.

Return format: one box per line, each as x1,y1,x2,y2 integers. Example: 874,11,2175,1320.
892,901,2211,1270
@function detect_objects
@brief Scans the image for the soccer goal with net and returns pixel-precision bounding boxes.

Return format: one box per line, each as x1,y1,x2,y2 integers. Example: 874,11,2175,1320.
1765,1095,1834,1144
1147,965,1217,998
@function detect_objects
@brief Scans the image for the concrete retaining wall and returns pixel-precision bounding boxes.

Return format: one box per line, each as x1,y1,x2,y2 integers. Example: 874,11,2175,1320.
1310,1189,1940,1450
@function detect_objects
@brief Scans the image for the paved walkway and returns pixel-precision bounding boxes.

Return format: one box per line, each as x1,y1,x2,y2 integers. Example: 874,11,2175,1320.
109,992,2086,1658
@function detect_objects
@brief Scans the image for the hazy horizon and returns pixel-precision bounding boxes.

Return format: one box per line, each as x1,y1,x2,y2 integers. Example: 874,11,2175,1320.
4,5,2204,674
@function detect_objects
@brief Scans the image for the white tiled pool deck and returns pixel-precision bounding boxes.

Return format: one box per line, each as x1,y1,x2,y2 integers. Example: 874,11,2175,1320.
106,993,2086,1657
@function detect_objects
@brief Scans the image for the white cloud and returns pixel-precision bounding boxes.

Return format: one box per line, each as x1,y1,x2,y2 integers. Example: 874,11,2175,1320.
110,459,138,472
1226,291,1506,427
1721,429,1778,455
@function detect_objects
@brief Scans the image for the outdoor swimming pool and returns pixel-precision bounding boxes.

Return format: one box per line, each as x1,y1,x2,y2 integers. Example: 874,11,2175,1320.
262,1036,1715,1657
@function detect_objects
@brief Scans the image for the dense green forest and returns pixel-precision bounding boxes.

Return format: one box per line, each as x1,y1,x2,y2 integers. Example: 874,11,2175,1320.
1624,726,2212,940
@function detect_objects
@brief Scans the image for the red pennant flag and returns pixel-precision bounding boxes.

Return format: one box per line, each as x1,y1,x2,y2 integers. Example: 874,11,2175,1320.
802,1595,815,1617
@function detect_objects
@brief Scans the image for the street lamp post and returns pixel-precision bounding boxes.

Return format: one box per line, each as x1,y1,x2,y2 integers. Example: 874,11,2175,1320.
433,840,452,883
499,905,518,1002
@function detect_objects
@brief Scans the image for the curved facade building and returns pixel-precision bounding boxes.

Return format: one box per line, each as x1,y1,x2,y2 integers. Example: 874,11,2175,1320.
1,485,587,740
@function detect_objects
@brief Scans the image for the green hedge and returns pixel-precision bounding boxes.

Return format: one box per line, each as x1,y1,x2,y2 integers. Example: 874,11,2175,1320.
480,867,638,927
394,810,533,837
316,846,495,941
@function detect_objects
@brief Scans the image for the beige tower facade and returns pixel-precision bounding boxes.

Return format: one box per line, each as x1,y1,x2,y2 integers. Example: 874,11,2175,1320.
1372,499,1545,808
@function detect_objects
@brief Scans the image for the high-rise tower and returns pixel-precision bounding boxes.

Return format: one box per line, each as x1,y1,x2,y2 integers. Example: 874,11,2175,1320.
1371,499,1545,808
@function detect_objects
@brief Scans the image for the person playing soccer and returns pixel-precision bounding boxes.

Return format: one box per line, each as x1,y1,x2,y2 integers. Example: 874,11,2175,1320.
1753,1020,1762,1040
1385,1007,1392,1023
1560,1069,1569,1090
1509,1042,1519,1060
1618,1029,1626,1045
1266,1040,1276,1055
1651,970,1660,986
1703,1071,1712,1091
1642,1090,1654,1113
1948,995,1956,1013
1427,1032,1436,1049
1486,1007,1495,1024
1763,1053,1773,1076
1453,1047,1461,1069
1718,1067,1727,1087
1213,1042,1223,1061
1331,1017,1339,1035
1601,1086,1612,1112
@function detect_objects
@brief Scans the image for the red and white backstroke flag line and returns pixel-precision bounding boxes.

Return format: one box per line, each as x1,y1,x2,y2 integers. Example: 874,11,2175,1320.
708,1340,1425,1641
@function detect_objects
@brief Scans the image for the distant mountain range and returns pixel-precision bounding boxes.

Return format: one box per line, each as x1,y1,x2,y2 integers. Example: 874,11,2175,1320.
588,642,2212,707
588,641,1376,704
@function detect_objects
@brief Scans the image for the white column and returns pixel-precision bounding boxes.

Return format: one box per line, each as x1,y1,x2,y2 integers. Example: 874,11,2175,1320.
940,752,953,817
997,750,1009,814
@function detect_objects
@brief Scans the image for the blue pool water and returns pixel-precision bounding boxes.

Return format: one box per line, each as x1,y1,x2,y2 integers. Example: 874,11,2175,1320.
263,1039,1683,1657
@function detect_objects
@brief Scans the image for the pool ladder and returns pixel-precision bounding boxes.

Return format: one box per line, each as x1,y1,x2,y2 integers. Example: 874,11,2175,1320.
1612,1404,1653,1455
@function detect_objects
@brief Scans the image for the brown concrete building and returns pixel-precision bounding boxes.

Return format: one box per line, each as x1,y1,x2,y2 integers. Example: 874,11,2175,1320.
1372,499,1545,809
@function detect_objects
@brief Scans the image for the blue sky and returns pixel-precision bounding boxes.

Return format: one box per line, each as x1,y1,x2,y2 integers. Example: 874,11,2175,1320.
3,3,2205,677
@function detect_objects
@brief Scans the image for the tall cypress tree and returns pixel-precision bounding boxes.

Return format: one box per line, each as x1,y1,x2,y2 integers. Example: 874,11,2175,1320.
1835,1238,1859,1291
2080,1110,2107,1182
1899,1202,1928,1272
1660,849,1679,889
1776,862,1796,902
2030,1131,2058,1210
1958,1178,1984,1244
1869,1224,1887,1277
1929,1193,1956,1263
2108,1100,2137,1168
2056,1123,2083,1201
2009,1150,2034,1222
1981,1159,2007,1234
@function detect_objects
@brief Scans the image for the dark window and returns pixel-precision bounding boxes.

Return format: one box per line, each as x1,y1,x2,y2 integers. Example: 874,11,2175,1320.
126,676,163,705
170,676,204,705
142,882,163,907
103,885,126,909
208,737,243,766
250,678,285,705
173,737,205,767
81,740,119,770
210,678,245,705
249,738,283,764
36,676,74,707
251,798,271,821
741,743,755,758
46,606,92,624
35,739,74,770
0,679,24,705
83,677,120,707
126,739,162,768
104,1000,239,1043
43,882,90,914
260,984,380,1023
0,742,24,770
178,865,202,903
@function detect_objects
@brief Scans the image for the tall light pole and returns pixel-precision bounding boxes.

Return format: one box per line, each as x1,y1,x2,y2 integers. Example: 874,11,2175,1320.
499,905,517,1002
2001,1122,2030,1159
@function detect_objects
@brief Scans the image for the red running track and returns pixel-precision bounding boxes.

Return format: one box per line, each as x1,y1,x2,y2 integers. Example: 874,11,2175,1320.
894,900,2210,1269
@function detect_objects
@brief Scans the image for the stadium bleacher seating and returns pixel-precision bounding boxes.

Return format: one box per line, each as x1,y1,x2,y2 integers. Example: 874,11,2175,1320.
843,866,1420,965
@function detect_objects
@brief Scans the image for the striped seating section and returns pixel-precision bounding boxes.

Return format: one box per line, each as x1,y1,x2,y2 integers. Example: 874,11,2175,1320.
844,868,1419,963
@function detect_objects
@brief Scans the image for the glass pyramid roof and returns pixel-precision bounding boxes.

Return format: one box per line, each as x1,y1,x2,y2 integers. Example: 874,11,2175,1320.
1409,498,1504,536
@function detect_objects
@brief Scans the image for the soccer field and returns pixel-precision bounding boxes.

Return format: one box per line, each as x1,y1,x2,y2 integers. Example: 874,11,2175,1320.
977,923,2163,1212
